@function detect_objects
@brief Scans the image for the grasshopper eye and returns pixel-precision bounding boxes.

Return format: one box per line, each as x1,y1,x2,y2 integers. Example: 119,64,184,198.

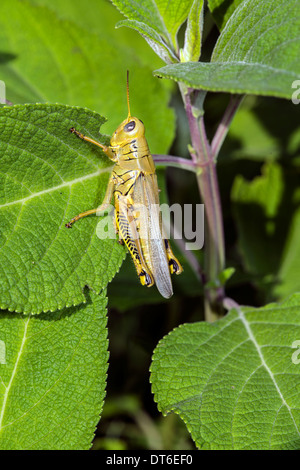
124,121,136,132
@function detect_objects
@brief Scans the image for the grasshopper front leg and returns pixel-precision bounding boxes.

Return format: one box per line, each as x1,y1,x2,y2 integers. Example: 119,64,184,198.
66,127,117,228
70,127,117,161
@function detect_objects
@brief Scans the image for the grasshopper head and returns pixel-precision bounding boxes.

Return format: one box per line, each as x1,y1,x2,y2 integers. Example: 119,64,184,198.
110,116,145,146
111,71,146,147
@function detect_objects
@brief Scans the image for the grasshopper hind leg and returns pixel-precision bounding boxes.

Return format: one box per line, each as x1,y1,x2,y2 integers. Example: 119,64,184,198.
123,233,154,288
65,178,115,228
116,199,154,288
138,268,154,287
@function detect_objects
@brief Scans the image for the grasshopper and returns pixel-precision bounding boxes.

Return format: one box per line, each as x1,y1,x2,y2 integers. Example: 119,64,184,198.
66,73,183,298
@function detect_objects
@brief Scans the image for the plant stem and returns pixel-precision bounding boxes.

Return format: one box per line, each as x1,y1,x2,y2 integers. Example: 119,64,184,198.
152,154,199,172
161,87,242,320
211,94,244,158
223,297,240,311
183,87,226,321
171,220,205,284
152,155,207,286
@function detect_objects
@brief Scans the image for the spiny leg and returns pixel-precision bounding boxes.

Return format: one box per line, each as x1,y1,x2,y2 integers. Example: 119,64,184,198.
70,127,106,150
66,208,99,228
70,127,117,161
164,239,183,275
65,178,115,228
116,197,154,287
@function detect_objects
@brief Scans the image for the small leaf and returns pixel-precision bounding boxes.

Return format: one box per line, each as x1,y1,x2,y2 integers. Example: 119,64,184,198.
0,290,108,450
219,266,235,285
111,0,194,49
151,293,300,450
116,19,178,64
181,0,204,62
155,0,300,99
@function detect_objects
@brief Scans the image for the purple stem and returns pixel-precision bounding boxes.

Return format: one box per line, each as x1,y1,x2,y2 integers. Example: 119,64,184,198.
184,89,225,283
159,88,243,319
211,95,244,158
152,154,211,172
223,297,240,311
153,154,196,171
171,221,206,285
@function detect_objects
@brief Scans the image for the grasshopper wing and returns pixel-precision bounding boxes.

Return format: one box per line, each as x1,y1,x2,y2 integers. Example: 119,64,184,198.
133,173,173,299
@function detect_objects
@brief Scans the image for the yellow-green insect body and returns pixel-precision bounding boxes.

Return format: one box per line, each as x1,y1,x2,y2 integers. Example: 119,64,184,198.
66,74,183,298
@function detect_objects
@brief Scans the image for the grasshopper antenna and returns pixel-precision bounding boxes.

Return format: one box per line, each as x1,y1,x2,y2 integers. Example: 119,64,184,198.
126,70,131,119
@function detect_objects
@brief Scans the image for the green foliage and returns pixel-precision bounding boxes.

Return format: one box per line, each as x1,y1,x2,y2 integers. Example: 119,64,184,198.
0,0,299,451
0,290,108,449
232,161,300,300
207,0,244,30
232,162,284,276
0,104,125,314
0,0,177,450
0,0,174,153
113,0,200,65
0,0,176,313
274,206,300,300
154,0,300,99
181,0,204,62
151,294,300,449
112,0,195,47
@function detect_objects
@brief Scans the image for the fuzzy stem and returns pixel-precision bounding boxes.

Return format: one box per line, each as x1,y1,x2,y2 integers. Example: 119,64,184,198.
171,220,206,285
183,87,226,321
211,94,244,158
163,86,242,320
153,155,207,285
152,154,199,172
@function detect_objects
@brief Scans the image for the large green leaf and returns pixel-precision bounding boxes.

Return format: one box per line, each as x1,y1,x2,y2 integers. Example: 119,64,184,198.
0,290,108,450
151,294,300,450
0,0,174,154
0,103,125,314
155,0,300,99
